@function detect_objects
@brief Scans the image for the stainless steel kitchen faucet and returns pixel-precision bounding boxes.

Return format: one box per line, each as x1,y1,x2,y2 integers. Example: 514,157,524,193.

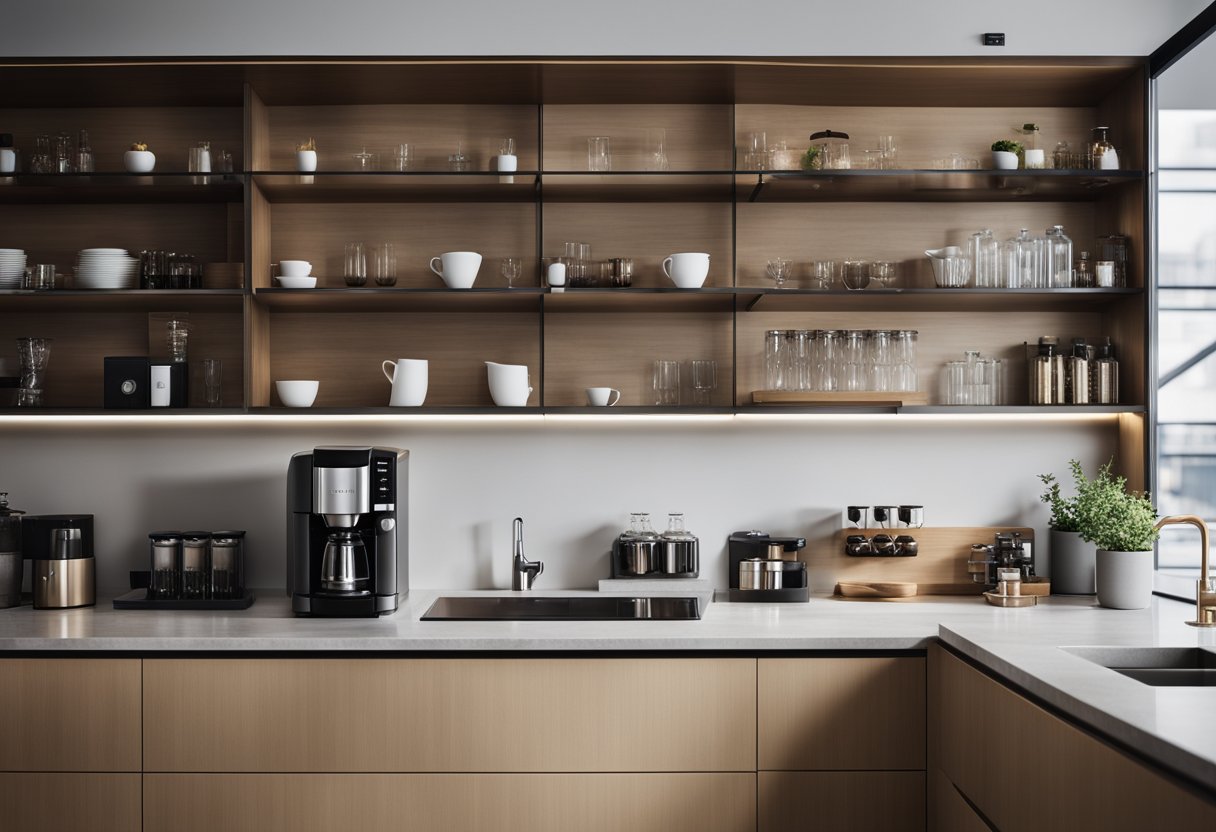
511,517,543,591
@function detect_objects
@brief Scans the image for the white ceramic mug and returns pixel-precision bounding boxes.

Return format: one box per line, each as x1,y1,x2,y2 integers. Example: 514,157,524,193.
662,252,710,289
486,361,532,407
497,154,518,172
430,251,482,289
296,150,318,172
382,358,428,407
585,387,621,407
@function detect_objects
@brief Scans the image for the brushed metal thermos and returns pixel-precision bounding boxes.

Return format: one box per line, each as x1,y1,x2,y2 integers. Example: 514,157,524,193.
33,527,96,609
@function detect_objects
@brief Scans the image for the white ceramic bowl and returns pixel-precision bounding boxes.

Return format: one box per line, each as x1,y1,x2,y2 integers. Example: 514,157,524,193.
123,150,156,173
276,380,319,407
279,260,312,277
278,276,317,289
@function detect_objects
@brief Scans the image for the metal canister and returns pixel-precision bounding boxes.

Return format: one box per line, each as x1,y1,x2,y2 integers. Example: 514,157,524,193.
209,530,245,600
181,531,211,599
148,531,182,600
740,558,784,590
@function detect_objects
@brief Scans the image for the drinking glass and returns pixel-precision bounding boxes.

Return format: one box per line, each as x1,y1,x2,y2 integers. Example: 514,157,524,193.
500,138,516,157
878,135,898,169
54,132,74,173
394,143,411,171
188,141,212,179
816,330,839,391
203,359,223,407
588,137,611,172
372,243,397,286
644,128,669,171
353,148,378,171
610,258,634,287
842,260,870,290
344,242,367,287
868,261,898,289
653,360,680,405
501,257,521,288
166,320,189,364
448,141,469,171
809,260,838,290
75,129,94,173
766,257,792,288
744,132,768,170
16,337,51,405
688,359,717,405
764,330,787,390
788,331,810,390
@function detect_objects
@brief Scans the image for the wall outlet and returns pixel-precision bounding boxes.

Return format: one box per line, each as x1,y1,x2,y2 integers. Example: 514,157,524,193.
983,33,1006,46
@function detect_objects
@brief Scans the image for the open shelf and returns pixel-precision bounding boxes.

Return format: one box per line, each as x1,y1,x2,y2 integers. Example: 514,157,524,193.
738,288,1143,313
543,288,737,313
541,172,735,202
252,172,538,203
254,287,543,313
0,173,244,204
0,289,245,313
739,169,1146,203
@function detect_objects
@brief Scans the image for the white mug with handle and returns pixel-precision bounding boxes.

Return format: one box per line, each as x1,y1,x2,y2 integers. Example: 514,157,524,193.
585,387,621,407
382,358,428,407
662,252,710,289
429,251,482,289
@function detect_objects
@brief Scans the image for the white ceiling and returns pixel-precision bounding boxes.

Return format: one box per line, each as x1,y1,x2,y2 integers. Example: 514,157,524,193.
1,0,1211,57
1159,29,1216,108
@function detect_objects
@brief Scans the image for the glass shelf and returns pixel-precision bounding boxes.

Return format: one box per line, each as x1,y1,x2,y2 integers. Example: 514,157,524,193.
254,287,544,313
0,173,245,204
541,172,735,202
252,172,538,203
0,289,245,312
738,287,1143,313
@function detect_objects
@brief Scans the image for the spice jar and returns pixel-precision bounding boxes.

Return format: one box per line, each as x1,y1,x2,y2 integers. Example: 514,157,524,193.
209,530,245,600
181,531,211,600
148,531,182,600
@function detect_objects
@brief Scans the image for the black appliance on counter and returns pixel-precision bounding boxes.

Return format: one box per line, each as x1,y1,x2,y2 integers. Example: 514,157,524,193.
727,530,809,602
287,446,407,617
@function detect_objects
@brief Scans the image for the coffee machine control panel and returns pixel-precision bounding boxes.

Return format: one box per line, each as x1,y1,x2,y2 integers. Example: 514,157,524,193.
373,452,395,511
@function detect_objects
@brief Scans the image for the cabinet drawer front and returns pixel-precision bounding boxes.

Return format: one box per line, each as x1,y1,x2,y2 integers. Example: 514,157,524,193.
0,659,141,772
145,773,757,832
757,657,925,770
0,773,140,832
929,768,989,832
933,645,1216,831
144,657,756,772
758,771,925,832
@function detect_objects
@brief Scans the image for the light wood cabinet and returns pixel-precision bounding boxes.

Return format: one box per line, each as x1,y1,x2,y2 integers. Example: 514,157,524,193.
0,658,141,772
143,657,757,772
758,656,925,770
930,644,1216,831
758,771,925,832
0,773,141,832
144,772,756,832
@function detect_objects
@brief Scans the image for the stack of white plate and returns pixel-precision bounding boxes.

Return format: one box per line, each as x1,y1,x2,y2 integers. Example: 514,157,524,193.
0,249,27,288
75,248,138,290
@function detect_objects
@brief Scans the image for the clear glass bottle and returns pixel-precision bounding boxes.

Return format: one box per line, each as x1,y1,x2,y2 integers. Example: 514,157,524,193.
1066,339,1090,404
1045,225,1074,288
1089,127,1116,170
969,229,999,288
1097,235,1129,287
1009,228,1041,289
1052,140,1072,170
1075,251,1094,288
1020,123,1045,169
1092,337,1119,404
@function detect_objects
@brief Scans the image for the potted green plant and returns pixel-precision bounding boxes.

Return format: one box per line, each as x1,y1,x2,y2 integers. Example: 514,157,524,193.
800,145,822,171
1038,465,1095,595
990,139,1023,170
1068,459,1160,609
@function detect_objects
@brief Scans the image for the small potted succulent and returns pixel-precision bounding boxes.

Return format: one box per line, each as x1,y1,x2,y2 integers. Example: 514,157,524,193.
1038,464,1094,595
296,138,318,172
990,139,1023,170
124,142,155,173
800,145,822,171
1067,458,1160,609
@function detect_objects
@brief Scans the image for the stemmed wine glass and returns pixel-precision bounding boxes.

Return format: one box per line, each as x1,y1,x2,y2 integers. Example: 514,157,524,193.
766,257,792,289
501,257,521,289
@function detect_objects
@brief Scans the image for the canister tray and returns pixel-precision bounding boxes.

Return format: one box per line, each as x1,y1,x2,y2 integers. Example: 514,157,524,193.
112,588,256,610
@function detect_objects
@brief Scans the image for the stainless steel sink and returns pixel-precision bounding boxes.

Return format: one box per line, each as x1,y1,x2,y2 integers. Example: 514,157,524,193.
1065,647,1216,687
422,595,701,621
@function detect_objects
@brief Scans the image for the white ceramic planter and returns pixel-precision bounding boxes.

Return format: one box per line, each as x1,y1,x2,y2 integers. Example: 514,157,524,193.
296,150,317,172
123,150,156,173
991,150,1020,170
1050,529,1096,595
1095,549,1153,609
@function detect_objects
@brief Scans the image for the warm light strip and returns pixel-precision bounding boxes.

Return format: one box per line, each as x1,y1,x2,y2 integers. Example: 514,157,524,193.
0,412,1124,428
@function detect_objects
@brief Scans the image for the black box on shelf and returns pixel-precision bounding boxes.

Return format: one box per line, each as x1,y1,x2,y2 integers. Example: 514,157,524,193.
103,356,150,409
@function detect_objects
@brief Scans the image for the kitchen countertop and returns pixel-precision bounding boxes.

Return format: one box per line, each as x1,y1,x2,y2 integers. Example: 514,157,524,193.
1,589,1214,789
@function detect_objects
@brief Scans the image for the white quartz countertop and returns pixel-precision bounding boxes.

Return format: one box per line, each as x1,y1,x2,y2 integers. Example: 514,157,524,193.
1,589,1214,789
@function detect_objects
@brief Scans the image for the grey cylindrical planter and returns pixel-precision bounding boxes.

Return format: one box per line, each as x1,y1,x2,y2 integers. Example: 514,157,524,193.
1096,549,1154,609
1050,529,1095,595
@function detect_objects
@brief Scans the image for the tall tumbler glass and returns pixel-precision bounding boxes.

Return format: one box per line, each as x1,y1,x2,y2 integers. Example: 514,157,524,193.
817,330,839,391
344,242,367,287
764,330,787,391
653,360,680,405
203,358,222,408
588,137,611,172
689,359,717,405
16,337,51,407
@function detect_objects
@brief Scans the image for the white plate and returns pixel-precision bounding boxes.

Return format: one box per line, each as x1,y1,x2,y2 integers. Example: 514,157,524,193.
78,248,128,255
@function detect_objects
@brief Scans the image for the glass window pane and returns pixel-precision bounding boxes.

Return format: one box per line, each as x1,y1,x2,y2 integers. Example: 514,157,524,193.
1159,110,1216,168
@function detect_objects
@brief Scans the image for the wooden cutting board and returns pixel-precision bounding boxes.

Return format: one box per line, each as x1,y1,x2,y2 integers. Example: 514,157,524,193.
835,581,918,598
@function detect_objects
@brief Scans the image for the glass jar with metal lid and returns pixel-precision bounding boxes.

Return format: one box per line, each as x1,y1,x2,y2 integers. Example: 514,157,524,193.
209,530,245,600
807,130,851,170
148,531,182,599
180,531,211,600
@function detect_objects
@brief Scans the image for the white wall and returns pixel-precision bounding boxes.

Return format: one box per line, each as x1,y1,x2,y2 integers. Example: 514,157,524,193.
3,418,1112,593
1158,28,1216,109
1,0,1209,57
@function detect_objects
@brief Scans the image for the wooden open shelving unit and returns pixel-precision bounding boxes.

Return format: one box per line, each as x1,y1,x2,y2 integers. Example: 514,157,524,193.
0,58,1151,481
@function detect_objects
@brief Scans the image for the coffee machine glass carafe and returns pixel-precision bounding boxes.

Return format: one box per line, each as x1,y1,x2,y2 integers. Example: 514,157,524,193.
321,530,370,594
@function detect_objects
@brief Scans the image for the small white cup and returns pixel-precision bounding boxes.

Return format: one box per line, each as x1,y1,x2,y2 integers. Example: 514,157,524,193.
296,150,318,172
430,251,482,289
547,262,567,287
123,150,156,173
276,379,319,408
662,252,711,289
497,154,518,172
486,362,532,407
586,387,621,407
279,260,312,277
383,358,428,407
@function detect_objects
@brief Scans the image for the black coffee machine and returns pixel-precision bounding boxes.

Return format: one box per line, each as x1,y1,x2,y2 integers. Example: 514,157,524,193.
287,446,407,617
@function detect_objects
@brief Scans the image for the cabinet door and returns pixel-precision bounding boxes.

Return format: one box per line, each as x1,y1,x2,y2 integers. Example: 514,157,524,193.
0,659,141,772
758,771,925,832
144,773,757,832
757,657,925,770
932,644,1216,831
0,773,140,832
929,768,990,832
144,657,756,772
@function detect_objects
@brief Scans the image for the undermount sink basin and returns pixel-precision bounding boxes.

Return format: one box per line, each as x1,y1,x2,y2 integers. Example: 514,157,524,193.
422,595,701,621
1065,647,1216,687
